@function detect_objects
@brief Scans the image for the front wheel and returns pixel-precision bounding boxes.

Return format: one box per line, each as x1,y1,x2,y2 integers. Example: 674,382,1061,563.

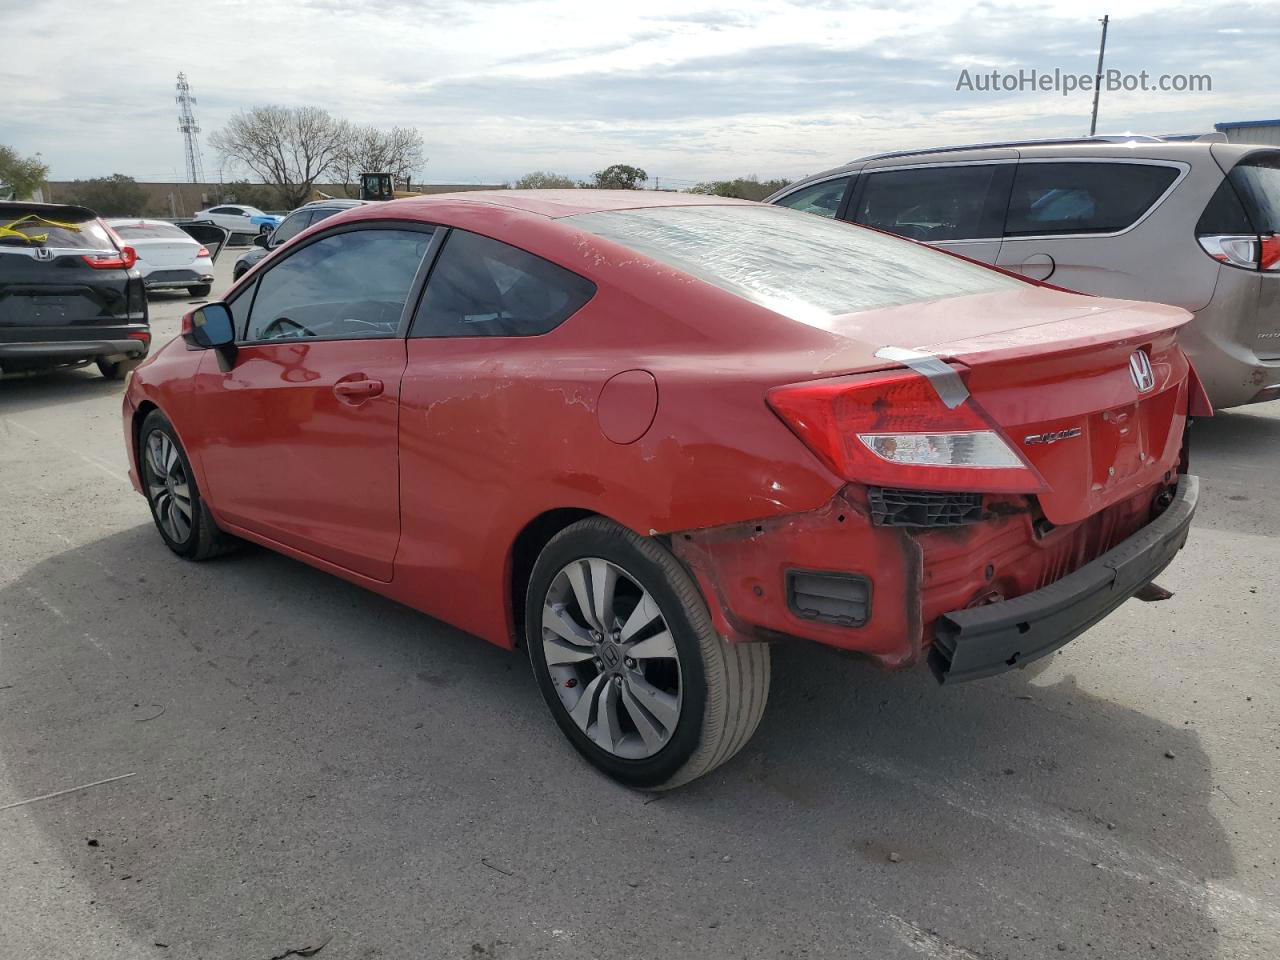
139,410,240,560
525,517,770,790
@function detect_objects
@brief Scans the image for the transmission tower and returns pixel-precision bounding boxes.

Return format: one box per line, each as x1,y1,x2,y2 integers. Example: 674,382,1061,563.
175,73,205,183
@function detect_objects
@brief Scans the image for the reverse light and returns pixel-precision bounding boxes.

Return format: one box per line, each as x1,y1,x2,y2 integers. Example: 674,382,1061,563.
82,245,137,270
766,368,1045,493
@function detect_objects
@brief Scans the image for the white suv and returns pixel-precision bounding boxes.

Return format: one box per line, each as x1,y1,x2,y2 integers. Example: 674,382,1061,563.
768,138,1280,408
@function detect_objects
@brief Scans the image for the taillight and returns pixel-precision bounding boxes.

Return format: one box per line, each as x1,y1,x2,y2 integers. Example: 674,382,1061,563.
82,245,137,270
1198,234,1280,272
766,369,1045,493
196,245,210,258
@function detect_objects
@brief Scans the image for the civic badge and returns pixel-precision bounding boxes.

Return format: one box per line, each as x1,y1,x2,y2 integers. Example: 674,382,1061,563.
1129,351,1156,393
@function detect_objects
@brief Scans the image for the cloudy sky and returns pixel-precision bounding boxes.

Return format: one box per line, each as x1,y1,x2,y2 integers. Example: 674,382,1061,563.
3,0,1275,187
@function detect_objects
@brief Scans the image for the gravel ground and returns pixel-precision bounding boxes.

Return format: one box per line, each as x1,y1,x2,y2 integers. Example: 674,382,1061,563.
1,252,1277,959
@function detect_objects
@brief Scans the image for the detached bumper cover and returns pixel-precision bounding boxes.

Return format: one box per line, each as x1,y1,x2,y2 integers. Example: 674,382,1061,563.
930,475,1199,684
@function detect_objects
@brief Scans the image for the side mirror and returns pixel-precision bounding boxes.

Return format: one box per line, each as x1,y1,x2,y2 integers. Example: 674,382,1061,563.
252,233,271,248
183,303,238,370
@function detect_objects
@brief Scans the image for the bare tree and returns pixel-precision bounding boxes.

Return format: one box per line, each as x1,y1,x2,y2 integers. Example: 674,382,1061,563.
332,125,426,197
210,106,347,209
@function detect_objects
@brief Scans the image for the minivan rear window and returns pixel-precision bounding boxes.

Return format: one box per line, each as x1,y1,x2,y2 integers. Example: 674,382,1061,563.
1005,162,1180,237
567,204,1021,326
1227,153,1280,234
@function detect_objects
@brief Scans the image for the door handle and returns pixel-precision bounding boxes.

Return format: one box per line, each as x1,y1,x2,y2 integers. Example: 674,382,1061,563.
333,378,384,401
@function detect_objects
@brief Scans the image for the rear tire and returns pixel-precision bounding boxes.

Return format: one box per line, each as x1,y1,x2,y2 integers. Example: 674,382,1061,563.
97,357,142,380
525,517,770,790
139,410,240,561
188,284,212,298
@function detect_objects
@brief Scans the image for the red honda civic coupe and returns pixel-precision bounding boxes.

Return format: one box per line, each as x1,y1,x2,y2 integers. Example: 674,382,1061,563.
122,190,1204,789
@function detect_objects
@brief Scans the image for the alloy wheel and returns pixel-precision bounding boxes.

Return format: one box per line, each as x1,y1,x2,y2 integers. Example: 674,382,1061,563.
541,557,683,760
144,430,193,543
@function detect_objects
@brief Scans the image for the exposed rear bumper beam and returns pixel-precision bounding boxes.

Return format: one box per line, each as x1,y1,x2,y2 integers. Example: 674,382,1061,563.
929,475,1199,684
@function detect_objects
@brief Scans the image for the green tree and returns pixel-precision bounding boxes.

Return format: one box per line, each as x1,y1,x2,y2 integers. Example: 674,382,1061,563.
0,145,49,200
63,174,148,217
688,175,791,201
514,170,577,189
584,164,648,190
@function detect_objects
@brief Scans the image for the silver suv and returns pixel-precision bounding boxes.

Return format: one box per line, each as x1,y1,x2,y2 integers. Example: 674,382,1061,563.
767,138,1280,408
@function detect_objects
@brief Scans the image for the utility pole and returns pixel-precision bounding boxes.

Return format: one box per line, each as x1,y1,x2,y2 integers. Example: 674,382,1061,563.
175,72,206,183
1088,14,1110,136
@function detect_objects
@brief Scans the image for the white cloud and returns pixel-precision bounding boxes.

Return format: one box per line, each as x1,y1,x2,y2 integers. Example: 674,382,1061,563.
2,0,1272,186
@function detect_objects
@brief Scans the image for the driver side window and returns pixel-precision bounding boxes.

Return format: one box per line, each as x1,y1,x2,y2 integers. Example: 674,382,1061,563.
243,227,433,342
853,165,1002,242
268,210,312,247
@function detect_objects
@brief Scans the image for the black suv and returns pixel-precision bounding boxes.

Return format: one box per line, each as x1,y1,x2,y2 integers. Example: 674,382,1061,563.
0,201,149,379
233,198,369,279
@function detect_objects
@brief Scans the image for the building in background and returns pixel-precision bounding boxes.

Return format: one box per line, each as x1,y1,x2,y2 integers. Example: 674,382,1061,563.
1214,119,1280,146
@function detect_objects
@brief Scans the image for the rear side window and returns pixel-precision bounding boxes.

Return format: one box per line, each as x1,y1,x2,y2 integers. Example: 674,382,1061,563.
567,204,1021,325
773,177,850,218
243,227,432,341
1005,162,1179,236
854,164,1007,241
0,212,114,250
411,229,596,338
110,222,190,241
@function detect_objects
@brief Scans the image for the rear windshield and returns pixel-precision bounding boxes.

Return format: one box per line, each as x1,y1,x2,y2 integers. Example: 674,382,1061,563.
110,221,190,241
1229,153,1280,234
0,212,114,249
565,204,1020,325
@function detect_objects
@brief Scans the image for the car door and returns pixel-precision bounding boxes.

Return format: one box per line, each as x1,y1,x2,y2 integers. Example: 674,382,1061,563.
847,162,1012,264
194,221,439,581
994,159,1184,288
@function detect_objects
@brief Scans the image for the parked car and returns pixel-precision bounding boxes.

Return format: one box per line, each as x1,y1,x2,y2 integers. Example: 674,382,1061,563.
192,204,282,236
233,198,368,279
767,137,1280,408
106,218,218,297
121,191,1201,788
1,200,148,379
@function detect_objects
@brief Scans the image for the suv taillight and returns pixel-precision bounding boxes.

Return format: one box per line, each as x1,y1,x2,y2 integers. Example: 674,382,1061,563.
1198,233,1279,273
82,245,137,270
766,369,1045,493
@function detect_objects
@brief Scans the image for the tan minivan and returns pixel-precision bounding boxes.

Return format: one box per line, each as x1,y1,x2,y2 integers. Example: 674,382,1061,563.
767,138,1280,408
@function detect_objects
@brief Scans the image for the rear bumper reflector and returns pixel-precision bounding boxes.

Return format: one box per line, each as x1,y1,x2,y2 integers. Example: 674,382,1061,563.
929,475,1198,684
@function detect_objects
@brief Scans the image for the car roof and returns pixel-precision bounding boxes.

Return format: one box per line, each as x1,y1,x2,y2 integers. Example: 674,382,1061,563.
391,189,755,219
105,217,188,226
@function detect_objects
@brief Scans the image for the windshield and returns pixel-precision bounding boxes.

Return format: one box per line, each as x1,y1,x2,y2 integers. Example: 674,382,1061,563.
0,212,114,249
565,204,1021,328
109,221,192,241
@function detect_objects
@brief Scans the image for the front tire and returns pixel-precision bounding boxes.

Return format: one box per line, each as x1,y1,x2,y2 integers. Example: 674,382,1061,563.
139,410,239,560
525,517,770,790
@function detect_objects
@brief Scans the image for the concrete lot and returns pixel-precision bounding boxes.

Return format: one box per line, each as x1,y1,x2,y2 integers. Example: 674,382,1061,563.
1,251,1277,960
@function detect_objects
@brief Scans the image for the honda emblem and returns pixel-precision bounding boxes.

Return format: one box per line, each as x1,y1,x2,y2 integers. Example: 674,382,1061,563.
34,247,54,261
1128,351,1155,393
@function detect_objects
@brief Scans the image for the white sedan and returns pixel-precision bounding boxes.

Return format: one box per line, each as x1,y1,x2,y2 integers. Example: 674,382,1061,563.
106,219,217,297
191,204,283,235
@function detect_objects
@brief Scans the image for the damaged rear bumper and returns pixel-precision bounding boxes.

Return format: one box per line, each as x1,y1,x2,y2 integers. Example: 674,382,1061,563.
929,475,1198,684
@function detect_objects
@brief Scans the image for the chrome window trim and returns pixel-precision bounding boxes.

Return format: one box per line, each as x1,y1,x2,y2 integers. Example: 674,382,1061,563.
770,171,856,205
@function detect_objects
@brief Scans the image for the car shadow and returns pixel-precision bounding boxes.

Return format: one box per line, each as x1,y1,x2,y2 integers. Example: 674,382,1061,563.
0,526,1242,959
0,365,121,408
